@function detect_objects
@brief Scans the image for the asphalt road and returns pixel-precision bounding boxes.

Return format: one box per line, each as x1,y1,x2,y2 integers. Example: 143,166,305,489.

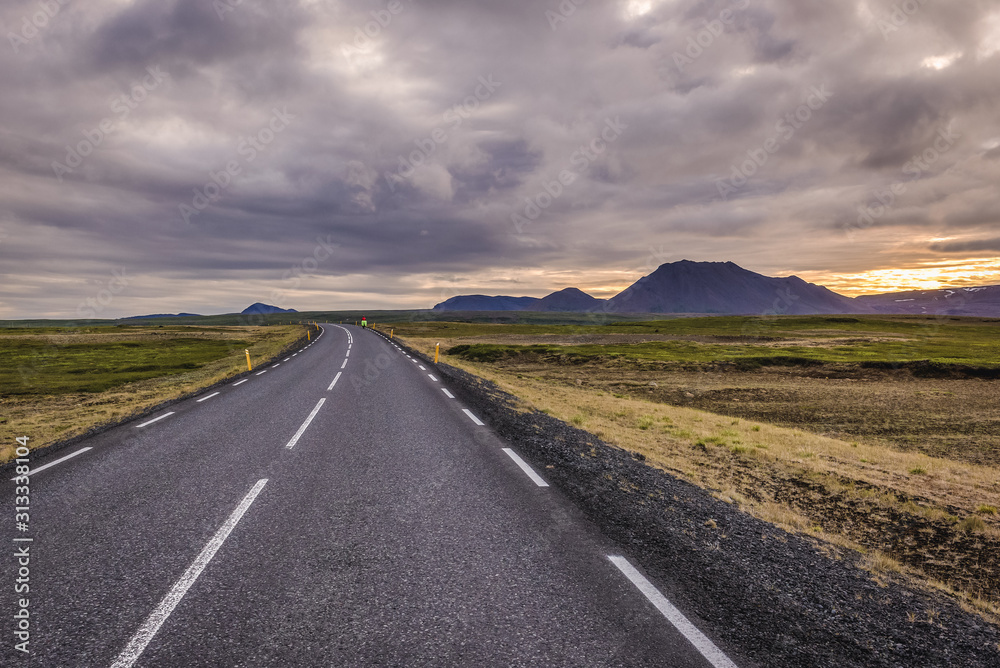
3,324,743,667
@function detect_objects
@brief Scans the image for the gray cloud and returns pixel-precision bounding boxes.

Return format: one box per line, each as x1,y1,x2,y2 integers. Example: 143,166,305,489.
931,237,1000,253
2,0,1000,317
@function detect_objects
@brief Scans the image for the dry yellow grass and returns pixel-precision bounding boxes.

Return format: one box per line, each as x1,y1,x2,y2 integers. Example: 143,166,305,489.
0,325,305,463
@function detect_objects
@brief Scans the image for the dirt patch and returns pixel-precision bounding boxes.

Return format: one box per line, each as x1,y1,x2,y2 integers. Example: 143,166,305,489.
497,357,1000,467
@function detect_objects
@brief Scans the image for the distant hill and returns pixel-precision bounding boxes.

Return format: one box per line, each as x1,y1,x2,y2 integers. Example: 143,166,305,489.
123,312,201,319
605,260,864,315
241,302,297,315
526,287,606,312
433,295,539,311
856,285,1000,316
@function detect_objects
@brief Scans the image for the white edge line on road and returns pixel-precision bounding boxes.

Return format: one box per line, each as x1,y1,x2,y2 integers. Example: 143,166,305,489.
10,447,93,480
418,365,426,370
442,388,455,399
428,374,438,381
283,358,290,362
110,479,269,668
136,412,175,429
273,363,281,368
462,408,485,426
341,359,348,369
327,372,342,390
196,392,220,403
607,556,739,668
232,379,248,386
285,398,326,449
255,370,267,376
501,448,549,487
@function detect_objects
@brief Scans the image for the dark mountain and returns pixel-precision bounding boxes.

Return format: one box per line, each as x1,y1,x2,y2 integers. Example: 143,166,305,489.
856,285,1000,316
605,260,864,315
432,295,539,311
427,261,1000,316
526,287,606,312
241,302,297,315
122,313,201,319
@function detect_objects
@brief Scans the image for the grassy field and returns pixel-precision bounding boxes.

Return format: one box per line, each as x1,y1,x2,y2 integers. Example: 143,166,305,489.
381,315,1000,622
395,315,1000,368
0,324,308,462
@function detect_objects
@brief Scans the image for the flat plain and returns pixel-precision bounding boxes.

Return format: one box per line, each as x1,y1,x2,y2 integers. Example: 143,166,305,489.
0,324,305,462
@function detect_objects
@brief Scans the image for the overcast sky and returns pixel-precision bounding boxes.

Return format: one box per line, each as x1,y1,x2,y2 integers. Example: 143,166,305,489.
2,0,999,318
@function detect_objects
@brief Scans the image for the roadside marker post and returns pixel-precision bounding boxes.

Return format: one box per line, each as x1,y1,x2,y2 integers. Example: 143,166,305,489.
245,349,252,371
435,343,440,364
390,329,393,339
308,331,311,341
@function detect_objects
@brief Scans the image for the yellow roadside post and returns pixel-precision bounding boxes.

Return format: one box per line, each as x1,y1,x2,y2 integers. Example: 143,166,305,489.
435,342,440,364
245,349,252,371
308,330,311,341
390,329,394,339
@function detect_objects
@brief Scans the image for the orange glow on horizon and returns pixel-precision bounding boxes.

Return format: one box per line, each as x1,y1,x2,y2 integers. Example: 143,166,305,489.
800,258,1000,296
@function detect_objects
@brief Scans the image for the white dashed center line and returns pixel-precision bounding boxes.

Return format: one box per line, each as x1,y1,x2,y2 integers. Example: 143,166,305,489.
418,365,426,371
327,372,342,390
285,398,326,449
341,359,348,369
428,374,438,381
110,479,269,668
607,556,739,668
136,412,175,428
196,392,220,403
232,379,248,386
442,389,455,399
255,370,267,376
